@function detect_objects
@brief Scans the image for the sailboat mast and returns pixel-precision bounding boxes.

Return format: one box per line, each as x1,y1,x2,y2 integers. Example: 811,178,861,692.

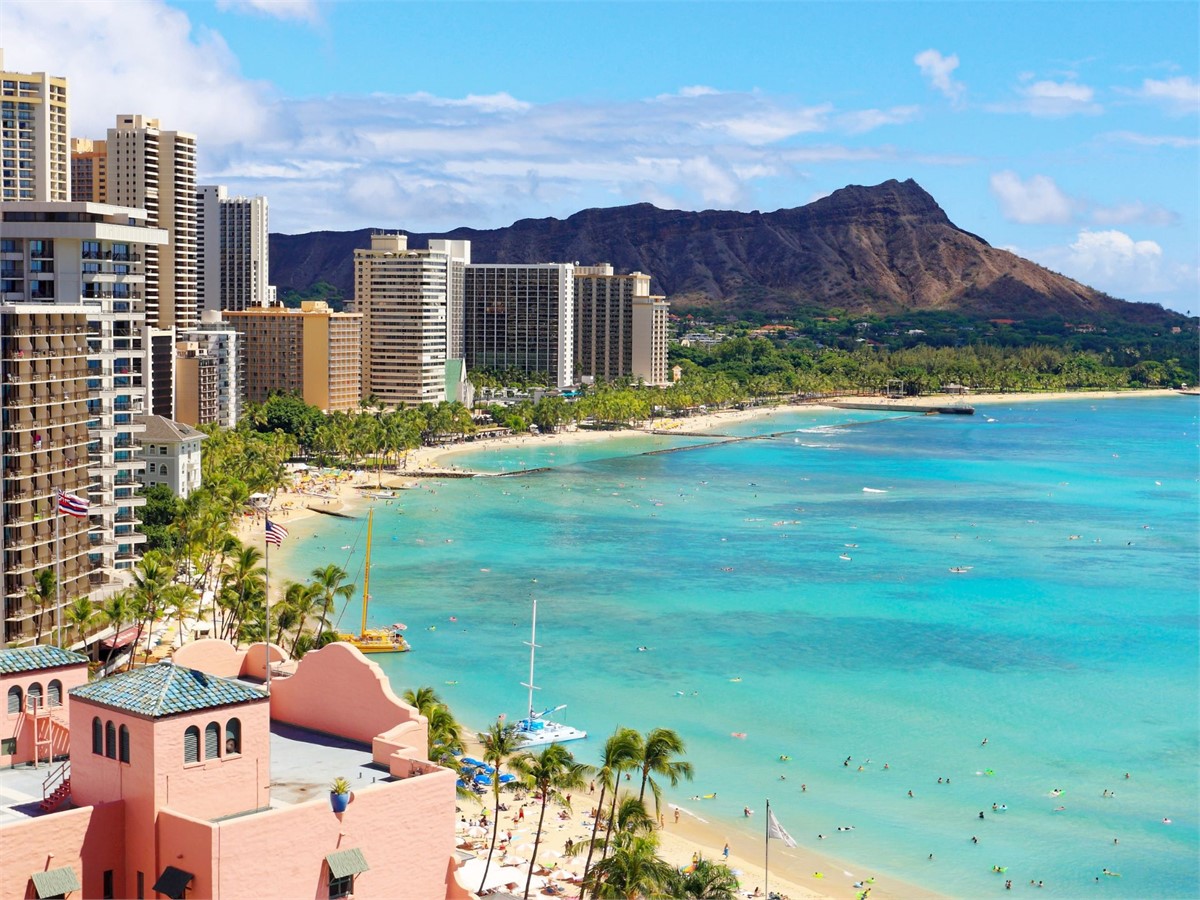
361,508,373,635
523,596,540,720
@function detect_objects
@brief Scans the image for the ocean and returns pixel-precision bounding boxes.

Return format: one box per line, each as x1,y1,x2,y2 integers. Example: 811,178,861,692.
277,397,1199,898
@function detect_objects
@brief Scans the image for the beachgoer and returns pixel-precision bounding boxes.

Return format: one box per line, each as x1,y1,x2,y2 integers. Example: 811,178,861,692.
883,763,889,770
981,737,988,746
518,807,524,821
971,836,978,844
674,809,680,824
938,777,943,784
907,790,914,798
979,811,985,819
723,843,729,859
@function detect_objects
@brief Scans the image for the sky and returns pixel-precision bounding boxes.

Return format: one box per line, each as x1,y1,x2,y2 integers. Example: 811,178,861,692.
3,0,1198,313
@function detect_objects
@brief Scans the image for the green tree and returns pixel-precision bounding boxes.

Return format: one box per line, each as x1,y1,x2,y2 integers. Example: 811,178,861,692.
26,568,56,645
636,727,694,816
663,856,741,899
583,829,674,900
475,722,525,895
99,591,130,668
141,483,183,553
510,743,592,899
309,563,354,646
64,595,96,646
582,727,643,888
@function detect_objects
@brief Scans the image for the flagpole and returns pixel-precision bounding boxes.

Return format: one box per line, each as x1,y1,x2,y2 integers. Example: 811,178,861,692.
54,501,62,649
264,520,271,693
764,798,771,899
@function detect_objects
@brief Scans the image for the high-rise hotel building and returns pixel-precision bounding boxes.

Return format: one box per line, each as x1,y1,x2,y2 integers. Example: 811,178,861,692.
354,234,471,407
0,51,69,203
196,184,274,314
574,264,670,386
224,302,361,413
463,263,575,388
69,137,106,203
1,202,167,645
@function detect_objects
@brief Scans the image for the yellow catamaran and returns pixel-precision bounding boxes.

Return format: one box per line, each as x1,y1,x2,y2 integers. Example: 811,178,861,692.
337,508,409,653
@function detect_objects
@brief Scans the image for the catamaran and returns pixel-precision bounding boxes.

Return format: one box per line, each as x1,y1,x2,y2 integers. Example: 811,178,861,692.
337,508,409,653
513,597,586,746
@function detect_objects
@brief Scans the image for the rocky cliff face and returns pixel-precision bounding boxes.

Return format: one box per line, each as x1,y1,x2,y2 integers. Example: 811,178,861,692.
269,179,1176,323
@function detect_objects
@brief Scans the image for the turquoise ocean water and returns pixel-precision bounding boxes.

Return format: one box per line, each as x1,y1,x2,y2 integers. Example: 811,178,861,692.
278,398,1198,898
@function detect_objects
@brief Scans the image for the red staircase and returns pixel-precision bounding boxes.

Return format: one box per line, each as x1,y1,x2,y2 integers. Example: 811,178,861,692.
39,776,72,813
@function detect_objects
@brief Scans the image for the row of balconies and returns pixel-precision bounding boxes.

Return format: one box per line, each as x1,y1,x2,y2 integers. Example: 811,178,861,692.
80,250,142,262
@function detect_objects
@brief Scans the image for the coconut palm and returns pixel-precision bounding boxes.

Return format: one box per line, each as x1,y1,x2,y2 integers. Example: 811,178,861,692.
161,584,198,648
99,591,130,668
402,686,464,763
662,855,741,899
475,721,524,896
26,568,56,645
509,743,592,899
636,727,694,815
129,551,171,659
582,829,673,900
64,596,96,646
582,727,642,887
309,563,354,646
220,544,264,642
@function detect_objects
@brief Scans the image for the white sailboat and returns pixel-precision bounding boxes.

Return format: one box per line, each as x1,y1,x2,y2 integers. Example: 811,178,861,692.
514,597,586,747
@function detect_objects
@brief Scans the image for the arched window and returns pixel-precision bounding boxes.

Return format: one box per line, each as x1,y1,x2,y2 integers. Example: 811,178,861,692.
225,718,241,755
6,685,21,715
105,721,116,759
26,682,42,712
204,722,221,759
92,717,103,755
119,725,130,763
48,679,63,707
184,726,200,763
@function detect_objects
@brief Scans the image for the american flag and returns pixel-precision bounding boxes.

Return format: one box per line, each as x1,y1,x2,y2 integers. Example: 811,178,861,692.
265,519,289,546
56,489,90,519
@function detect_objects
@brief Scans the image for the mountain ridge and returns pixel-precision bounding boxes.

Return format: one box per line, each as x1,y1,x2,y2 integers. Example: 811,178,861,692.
269,179,1181,325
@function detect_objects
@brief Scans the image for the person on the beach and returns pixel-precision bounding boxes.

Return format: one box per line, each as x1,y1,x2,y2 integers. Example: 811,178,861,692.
723,843,730,859
674,809,680,824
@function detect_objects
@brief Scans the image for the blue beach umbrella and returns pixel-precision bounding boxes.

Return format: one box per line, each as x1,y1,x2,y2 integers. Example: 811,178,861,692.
461,757,482,767
473,773,493,786
480,764,496,774
456,779,467,789
498,773,518,784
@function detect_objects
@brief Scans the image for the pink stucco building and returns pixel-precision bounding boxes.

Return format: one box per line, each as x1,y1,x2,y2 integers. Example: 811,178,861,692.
0,641,467,899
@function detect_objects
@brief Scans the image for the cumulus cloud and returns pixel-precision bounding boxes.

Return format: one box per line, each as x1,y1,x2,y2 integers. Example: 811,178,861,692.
990,171,1076,224
1103,131,1200,149
1016,79,1102,117
914,49,965,105
1133,76,1200,115
839,106,921,134
215,0,320,23
1028,229,1199,305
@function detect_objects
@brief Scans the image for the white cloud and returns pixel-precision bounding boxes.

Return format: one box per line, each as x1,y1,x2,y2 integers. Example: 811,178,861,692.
655,85,723,100
406,91,532,113
1051,229,1163,286
705,105,832,144
1092,201,1178,227
1103,131,1200,149
839,106,921,134
215,0,320,23
914,49,965,106
1134,76,1200,115
1017,79,1102,117
990,171,1076,224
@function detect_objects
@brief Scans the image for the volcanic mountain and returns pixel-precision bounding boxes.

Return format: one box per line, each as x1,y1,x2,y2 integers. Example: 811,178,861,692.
269,179,1178,324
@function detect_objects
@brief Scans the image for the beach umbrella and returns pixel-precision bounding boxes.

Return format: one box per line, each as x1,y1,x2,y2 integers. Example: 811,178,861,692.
466,825,487,838
502,854,527,867
473,772,493,786
461,757,482,767
455,779,466,789
498,773,518,784
480,763,496,774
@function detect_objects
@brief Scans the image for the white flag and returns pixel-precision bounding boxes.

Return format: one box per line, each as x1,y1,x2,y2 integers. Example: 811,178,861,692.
767,807,797,848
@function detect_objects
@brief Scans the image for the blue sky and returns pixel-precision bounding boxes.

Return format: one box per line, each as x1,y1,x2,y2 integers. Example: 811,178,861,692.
4,0,1198,312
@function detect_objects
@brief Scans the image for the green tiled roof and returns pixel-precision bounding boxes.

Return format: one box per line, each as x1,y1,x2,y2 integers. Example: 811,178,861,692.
31,866,81,898
0,646,88,675
327,848,370,878
70,662,267,718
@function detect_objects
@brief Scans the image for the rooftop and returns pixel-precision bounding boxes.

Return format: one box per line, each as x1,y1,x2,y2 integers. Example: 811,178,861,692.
257,722,395,811
135,415,207,444
70,662,267,718
0,646,89,676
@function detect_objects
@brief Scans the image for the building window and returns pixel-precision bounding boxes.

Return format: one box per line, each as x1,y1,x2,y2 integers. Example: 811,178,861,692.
6,685,21,715
103,869,114,900
105,721,116,759
1,737,15,755
183,725,199,763
119,725,130,763
48,679,63,707
92,717,103,754
26,682,42,711
329,873,354,899
225,718,241,754
204,722,221,759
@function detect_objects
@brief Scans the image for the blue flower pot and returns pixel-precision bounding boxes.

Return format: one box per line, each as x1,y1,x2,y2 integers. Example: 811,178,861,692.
331,791,350,813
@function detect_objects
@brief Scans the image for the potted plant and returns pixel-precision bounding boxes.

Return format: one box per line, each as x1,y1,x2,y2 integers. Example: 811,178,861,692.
330,776,352,812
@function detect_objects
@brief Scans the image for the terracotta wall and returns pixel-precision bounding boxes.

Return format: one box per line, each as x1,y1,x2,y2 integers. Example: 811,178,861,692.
156,765,458,899
0,802,125,900
1,665,87,767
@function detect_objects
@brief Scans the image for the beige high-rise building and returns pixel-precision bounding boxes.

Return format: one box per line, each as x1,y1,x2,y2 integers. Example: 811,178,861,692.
464,263,575,388
176,312,242,429
69,137,106,203
1,201,167,646
354,234,471,407
0,50,70,203
574,265,670,386
196,184,273,314
225,302,361,412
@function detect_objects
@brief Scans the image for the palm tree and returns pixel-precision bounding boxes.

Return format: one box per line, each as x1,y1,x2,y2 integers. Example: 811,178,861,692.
220,544,264,642
26,568,56,644
582,727,642,888
662,856,741,899
402,686,465,763
582,830,673,899
509,743,592,899
309,563,354,645
99,591,130,669
129,551,171,660
64,596,96,646
476,721,524,896
161,584,198,648
636,727,694,816
282,581,317,655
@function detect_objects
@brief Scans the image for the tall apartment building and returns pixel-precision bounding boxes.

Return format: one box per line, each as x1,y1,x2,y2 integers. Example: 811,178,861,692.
0,50,69,203
225,301,361,412
574,264,670,386
354,235,471,407
196,184,274,314
93,114,197,418
176,311,242,429
1,201,167,646
69,137,106,202
464,263,575,388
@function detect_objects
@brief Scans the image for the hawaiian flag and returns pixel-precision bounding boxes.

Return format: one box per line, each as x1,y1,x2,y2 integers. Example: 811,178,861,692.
56,489,90,519
265,519,289,546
